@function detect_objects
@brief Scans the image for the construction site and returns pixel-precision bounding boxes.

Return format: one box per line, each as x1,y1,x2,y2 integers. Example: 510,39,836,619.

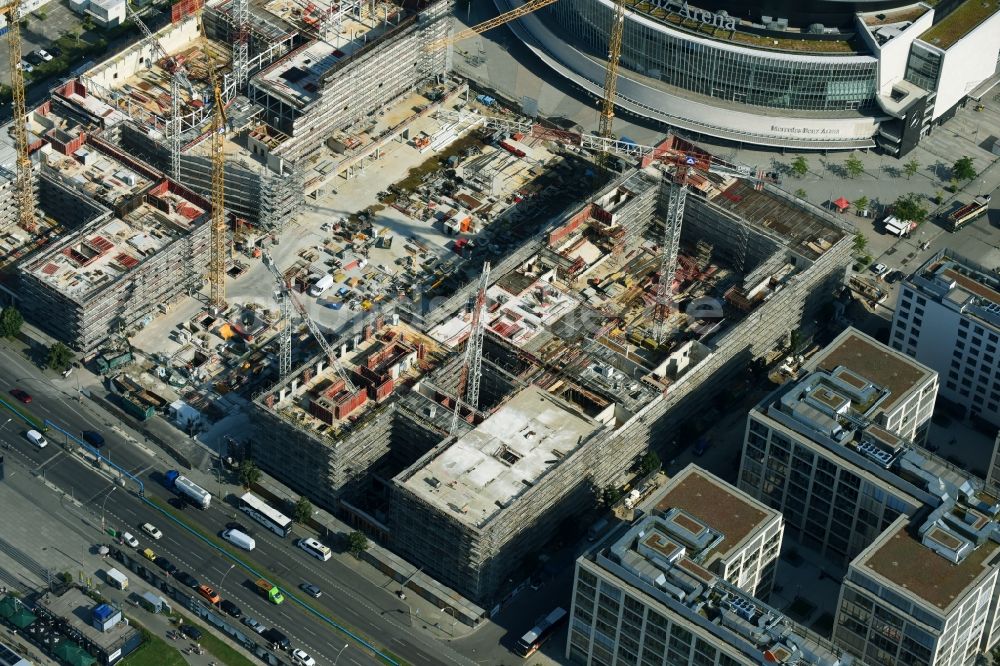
0,0,860,618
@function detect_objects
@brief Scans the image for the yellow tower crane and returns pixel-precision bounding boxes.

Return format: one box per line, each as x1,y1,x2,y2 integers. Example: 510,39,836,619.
1,1,36,232
208,68,227,309
423,0,628,162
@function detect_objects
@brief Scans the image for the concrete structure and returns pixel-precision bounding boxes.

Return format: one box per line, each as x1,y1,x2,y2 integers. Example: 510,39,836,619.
889,249,1000,429
504,0,1000,155
71,0,126,27
15,82,210,352
738,327,939,564
567,465,840,666
35,588,142,665
0,643,30,666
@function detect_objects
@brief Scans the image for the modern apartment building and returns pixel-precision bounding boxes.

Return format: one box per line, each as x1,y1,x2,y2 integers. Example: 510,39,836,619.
889,250,1000,428
567,465,842,666
739,327,939,564
834,494,1000,665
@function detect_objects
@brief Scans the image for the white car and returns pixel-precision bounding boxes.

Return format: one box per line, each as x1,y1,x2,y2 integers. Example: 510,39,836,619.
871,262,889,277
141,523,163,540
19,61,33,74
26,429,47,449
36,49,52,61
291,650,316,666
121,531,140,548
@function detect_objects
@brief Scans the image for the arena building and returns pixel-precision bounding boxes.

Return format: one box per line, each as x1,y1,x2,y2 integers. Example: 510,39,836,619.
501,0,1000,154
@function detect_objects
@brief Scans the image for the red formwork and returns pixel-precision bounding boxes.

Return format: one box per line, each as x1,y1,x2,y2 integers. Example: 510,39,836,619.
172,0,204,23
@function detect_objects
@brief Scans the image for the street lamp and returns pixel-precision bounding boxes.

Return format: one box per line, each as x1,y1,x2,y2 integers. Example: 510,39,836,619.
100,486,116,533
440,607,457,635
332,643,349,665
218,563,236,600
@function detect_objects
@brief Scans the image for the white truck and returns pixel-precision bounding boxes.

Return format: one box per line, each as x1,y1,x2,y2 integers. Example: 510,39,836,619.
883,215,916,237
165,470,211,509
309,274,334,296
223,528,256,551
105,567,129,590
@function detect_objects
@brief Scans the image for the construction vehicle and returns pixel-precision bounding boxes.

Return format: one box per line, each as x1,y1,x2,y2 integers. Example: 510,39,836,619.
1,1,37,232
946,194,991,232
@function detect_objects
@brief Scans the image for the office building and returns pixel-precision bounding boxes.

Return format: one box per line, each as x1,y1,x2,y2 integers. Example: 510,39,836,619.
503,0,1000,154
889,250,1000,429
567,464,841,666
739,327,939,564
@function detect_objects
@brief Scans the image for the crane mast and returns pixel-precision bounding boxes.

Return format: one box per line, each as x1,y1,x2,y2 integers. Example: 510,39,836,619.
2,1,36,233
209,70,228,309
450,262,490,435
598,0,626,147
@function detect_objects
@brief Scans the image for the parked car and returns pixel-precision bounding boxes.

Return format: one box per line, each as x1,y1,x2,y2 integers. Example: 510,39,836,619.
19,61,33,74
9,388,31,403
24,52,42,66
142,548,156,562
121,532,139,548
299,582,321,598
26,430,47,449
871,262,889,277
36,49,53,61
174,571,199,588
197,585,220,604
154,557,176,575
261,628,290,651
48,46,63,57
291,649,316,666
141,523,162,540
81,430,105,447
219,599,242,618
179,625,202,640
242,617,266,634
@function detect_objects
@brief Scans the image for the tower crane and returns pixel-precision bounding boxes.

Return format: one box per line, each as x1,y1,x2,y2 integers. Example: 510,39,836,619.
450,262,490,434
126,4,193,181
1,1,36,232
423,0,557,52
262,252,357,391
208,66,228,309
597,0,626,160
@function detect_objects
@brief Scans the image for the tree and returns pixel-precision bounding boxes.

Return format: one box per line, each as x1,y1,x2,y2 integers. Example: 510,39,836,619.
237,459,261,489
0,306,23,339
789,329,804,353
903,158,920,180
934,190,944,205
637,451,661,476
952,156,977,182
844,154,864,179
46,342,73,372
602,484,623,506
292,497,312,524
893,193,928,223
347,531,369,557
853,195,869,214
790,156,809,178
852,232,868,256
795,188,807,199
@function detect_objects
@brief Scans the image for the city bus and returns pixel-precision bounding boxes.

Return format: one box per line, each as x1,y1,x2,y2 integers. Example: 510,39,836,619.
515,607,567,657
238,492,293,537
296,537,332,562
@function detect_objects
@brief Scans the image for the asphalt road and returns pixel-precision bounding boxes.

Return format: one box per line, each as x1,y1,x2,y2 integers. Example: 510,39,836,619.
0,342,477,666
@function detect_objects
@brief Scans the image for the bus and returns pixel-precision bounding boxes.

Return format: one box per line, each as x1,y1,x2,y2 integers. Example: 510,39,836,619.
297,537,332,562
239,492,293,537
515,607,567,657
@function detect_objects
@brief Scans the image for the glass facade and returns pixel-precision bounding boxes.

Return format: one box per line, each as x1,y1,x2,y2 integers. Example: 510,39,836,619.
904,43,942,92
541,0,878,112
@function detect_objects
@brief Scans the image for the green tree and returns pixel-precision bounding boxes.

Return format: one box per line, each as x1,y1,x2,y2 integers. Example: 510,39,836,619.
844,154,864,179
934,190,944,205
893,193,928,223
602,484,623,506
789,329,804,353
237,459,261,489
790,156,809,178
0,306,23,339
794,187,807,199
46,342,73,371
952,156,977,182
852,232,868,255
637,451,661,476
292,496,312,524
853,195,869,214
903,158,920,180
347,531,369,557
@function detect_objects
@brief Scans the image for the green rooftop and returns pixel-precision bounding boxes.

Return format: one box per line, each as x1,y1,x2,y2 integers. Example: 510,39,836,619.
921,0,1000,48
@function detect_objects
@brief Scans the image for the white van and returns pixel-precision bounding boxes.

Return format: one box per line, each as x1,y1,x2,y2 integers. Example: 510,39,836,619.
26,430,47,449
223,528,256,551
105,567,129,590
309,274,334,297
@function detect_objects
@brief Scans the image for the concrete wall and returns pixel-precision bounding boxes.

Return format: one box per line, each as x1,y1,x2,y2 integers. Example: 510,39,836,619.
82,17,200,91
928,10,1000,120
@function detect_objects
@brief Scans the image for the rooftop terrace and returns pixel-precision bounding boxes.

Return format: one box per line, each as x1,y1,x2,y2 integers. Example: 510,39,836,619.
909,251,1000,330
920,0,1000,48
402,385,601,528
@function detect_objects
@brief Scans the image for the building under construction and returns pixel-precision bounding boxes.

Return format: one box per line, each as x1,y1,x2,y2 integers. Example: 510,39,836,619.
248,145,854,606
16,81,211,352
78,0,452,229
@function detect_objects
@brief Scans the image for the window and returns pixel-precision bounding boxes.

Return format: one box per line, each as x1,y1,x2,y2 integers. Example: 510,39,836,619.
958,330,968,339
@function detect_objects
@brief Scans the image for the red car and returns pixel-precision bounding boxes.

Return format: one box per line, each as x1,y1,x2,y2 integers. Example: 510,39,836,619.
9,388,31,404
